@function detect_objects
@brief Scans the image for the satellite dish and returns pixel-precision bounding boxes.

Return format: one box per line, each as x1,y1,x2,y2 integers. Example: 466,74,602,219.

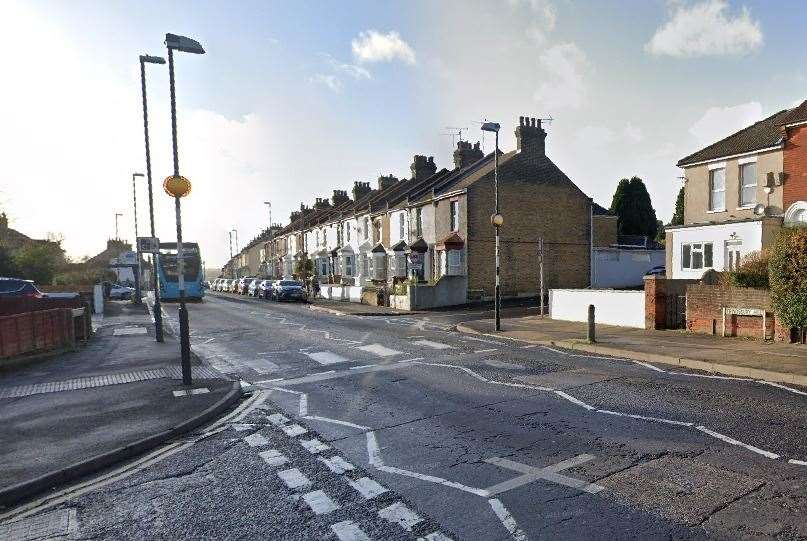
753,203,766,216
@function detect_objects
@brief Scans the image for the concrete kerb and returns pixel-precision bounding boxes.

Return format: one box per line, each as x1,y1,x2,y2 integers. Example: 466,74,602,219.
0,379,242,508
455,323,807,388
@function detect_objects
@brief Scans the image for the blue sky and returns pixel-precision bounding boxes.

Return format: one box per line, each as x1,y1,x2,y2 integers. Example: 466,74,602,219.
1,0,805,267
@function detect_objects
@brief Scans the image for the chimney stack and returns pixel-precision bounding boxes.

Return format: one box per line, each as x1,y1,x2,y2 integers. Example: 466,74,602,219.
515,116,547,156
332,189,350,206
411,155,437,181
453,141,484,169
314,197,331,210
290,210,301,222
352,181,372,201
377,174,399,191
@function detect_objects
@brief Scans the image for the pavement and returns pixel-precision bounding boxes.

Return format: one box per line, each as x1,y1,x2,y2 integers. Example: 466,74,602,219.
3,291,802,540
0,300,240,508
456,316,807,386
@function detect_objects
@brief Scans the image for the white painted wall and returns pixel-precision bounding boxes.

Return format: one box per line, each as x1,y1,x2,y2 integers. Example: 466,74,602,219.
592,249,665,288
549,289,645,328
668,220,763,279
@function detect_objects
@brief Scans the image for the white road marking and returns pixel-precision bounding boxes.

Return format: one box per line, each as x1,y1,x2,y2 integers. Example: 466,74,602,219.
346,476,388,499
788,459,807,466
356,343,402,357
597,409,693,427
488,498,528,541
306,415,371,431
255,378,285,383
270,388,308,416
280,424,308,437
400,357,424,363
274,362,410,385
474,348,498,354
331,520,371,541
350,364,377,369
695,426,780,459
553,390,596,410
259,449,288,467
319,455,355,474
305,351,354,365
367,432,383,466
463,336,504,346
277,468,310,489
243,433,269,447
759,381,807,396
378,464,489,496
633,361,666,373
419,533,454,541
520,344,538,349
378,502,423,531
172,387,210,397
299,438,330,454
485,455,604,495
412,339,453,350
302,490,340,515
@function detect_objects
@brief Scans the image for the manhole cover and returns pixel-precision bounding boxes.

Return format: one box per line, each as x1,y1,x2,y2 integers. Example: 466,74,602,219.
0,508,77,541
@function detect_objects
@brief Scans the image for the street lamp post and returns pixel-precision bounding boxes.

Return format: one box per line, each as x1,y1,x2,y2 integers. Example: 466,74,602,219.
165,33,205,386
140,53,166,342
132,172,144,304
230,228,239,278
481,121,502,331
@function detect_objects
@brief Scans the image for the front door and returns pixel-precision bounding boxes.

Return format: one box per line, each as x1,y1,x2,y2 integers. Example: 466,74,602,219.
725,240,742,271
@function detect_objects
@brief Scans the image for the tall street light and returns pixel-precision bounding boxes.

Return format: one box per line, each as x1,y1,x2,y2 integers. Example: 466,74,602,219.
230,228,239,278
140,53,166,342
481,121,502,331
132,172,145,304
165,32,205,386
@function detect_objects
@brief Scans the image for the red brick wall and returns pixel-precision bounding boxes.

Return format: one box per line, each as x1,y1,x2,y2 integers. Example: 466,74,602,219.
685,284,785,340
0,308,72,358
644,276,698,329
783,124,807,210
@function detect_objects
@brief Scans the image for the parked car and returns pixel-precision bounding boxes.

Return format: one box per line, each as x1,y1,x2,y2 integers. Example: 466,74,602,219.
237,277,256,295
201,280,211,289
272,280,307,302
228,279,239,293
217,279,229,292
109,283,135,300
644,265,666,277
247,279,261,297
256,279,274,299
0,277,44,298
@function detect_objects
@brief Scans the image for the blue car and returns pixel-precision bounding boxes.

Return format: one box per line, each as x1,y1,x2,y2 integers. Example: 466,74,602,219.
0,277,44,298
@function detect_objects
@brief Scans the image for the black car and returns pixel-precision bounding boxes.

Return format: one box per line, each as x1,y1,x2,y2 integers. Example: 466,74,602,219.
271,280,307,302
0,277,44,298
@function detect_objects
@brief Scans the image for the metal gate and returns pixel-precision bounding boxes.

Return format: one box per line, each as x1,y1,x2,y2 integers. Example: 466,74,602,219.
665,294,686,329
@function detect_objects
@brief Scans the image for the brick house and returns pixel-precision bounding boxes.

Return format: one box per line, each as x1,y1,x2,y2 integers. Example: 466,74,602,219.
666,99,807,279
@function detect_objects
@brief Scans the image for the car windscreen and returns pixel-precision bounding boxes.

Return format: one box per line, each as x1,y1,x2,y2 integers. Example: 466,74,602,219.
0,279,25,293
279,281,301,287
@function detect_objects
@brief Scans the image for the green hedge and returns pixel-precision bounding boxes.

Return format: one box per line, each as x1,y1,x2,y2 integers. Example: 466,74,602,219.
769,228,807,329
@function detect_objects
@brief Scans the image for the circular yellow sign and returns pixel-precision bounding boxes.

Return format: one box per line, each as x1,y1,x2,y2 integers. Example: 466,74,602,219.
163,175,192,198
491,213,504,227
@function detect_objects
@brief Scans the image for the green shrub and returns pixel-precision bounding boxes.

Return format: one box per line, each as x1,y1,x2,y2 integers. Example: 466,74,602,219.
769,228,807,328
728,250,769,288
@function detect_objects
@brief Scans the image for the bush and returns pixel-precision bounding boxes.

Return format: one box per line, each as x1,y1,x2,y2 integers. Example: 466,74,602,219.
727,250,769,288
769,228,807,329
13,243,65,285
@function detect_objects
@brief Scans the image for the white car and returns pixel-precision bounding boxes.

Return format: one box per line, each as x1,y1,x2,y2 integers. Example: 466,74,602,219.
109,283,135,300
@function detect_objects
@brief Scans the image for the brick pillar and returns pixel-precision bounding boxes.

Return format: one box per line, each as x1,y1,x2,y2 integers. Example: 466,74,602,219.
644,275,667,330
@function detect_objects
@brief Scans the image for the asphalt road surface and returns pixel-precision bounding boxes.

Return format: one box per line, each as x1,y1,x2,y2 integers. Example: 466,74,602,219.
6,293,805,540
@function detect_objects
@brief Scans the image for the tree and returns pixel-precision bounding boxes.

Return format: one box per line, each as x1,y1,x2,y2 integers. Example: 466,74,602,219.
293,258,314,284
0,246,18,277
609,176,658,239
670,187,685,226
769,228,807,331
13,243,65,285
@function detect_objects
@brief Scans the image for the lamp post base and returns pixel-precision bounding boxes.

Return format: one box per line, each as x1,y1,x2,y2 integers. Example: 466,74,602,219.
178,300,191,385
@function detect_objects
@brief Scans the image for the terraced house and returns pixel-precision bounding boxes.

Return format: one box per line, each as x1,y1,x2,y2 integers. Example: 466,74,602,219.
227,117,599,308
667,99,807,279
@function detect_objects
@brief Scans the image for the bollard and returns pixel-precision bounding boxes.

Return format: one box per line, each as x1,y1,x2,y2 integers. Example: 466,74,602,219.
587,304,596,343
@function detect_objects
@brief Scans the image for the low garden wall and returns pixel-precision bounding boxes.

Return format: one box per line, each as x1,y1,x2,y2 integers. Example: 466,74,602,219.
685,284,787,341
549,289,646,328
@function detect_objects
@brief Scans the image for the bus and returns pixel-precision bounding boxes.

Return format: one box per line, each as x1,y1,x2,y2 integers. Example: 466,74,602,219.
157,242,205,301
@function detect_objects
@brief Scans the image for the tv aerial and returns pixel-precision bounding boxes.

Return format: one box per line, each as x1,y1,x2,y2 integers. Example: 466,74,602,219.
441,126,468,147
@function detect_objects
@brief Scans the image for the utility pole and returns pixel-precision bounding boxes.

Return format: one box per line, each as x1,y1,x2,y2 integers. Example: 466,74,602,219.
482,121,502,331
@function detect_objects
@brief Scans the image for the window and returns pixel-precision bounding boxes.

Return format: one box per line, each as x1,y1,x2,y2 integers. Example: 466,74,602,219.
315,231,319,246
681,242,713,270
726,241,742,271
373,220,381,243
450,200,459,231
345,255,353,276
322,229,327,246
364,218,369,240
447,249,464,275
415,208,422,237
346,223,351,242
399,214,405,239
739,163,757,207
709,168,725,211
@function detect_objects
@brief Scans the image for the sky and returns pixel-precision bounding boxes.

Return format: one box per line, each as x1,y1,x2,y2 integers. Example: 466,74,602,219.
1,0,805,268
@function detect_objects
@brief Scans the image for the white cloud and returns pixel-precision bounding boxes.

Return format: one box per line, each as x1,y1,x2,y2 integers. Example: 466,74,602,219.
324,55,371,80
309,73,342,92
575,125,616,147
646,0,763,57
352,30,416,65
689,101,763,147
533,42,588,111
623,123,644,143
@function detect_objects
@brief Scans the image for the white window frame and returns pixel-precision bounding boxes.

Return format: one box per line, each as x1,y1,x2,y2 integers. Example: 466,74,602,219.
738,162,757,208
399,214,405,240
450,200,459,232
415,208,423,237
709,168,726,212
681,242,713,270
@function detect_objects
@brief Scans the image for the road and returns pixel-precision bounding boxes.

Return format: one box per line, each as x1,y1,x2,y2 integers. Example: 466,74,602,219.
7,293,806,540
